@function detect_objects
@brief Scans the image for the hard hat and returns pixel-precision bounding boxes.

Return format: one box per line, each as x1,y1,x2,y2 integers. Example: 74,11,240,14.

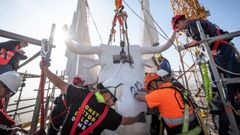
97,83,117,102
157,59,171,77
144,73,160,91
171,14,185,30
72,76,84,85
0,71,22,94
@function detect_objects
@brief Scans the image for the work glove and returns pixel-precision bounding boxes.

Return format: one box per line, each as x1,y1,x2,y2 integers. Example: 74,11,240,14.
176,45,185,52
136,112,146,123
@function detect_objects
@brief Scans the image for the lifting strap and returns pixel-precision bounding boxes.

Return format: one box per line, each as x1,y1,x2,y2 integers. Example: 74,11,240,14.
70,92,109,135
39,57,46,130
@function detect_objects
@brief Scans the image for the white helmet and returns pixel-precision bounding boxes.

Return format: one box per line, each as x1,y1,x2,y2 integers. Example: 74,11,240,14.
0,71,22,94
157,69,169,77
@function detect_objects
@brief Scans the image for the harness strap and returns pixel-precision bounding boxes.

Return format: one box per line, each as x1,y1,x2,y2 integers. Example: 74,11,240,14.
61,95,68,109
70,92,94,135
79,106,109,135
212,29,230,59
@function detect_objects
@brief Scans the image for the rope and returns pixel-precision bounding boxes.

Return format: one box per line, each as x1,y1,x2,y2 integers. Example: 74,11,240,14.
216,63,240,76
0,124,28,134
123,0,177,47
39,57,46,130
86,2,103,43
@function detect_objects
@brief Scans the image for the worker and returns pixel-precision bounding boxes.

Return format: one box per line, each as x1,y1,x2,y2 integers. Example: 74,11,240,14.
48,75,85,135
48,75,90,135
171,14,240,134
154,55,185,89
0,71,23,134
150,55,185,135
0,40,28,74
40,62,146,135
132,72,203,135
72,76,85,87
152,53,170,71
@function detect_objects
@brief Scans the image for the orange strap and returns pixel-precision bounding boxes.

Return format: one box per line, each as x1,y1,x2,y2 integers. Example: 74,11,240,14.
79,106,109,135
70,92,94,135
115,0,122,10
39,57,46,130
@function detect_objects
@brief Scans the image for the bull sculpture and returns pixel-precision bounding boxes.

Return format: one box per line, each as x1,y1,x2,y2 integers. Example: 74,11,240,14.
64,31,176,135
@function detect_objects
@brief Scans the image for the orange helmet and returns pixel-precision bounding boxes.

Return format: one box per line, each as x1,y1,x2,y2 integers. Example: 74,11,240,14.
144,73,160,91
171,14,185,30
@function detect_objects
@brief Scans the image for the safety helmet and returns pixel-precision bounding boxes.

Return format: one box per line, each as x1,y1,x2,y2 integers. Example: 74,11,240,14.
72,76,84,85
97,83,117,102
144,73,160,91
0,71,22,94
171,14,185,30
157,59,171,77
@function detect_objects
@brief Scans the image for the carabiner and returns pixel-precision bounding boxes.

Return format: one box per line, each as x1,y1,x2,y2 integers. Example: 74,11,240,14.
41,39,49,58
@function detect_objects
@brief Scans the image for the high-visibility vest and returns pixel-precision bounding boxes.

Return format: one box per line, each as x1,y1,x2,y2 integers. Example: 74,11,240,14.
0,44,20,65
0,48,15,65
146,83,194,127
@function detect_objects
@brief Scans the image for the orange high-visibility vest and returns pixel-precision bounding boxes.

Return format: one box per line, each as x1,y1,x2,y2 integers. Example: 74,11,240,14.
0,44,19,65
145,82,194,127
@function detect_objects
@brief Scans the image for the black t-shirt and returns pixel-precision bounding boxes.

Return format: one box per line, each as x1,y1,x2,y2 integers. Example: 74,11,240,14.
61,85,122,135
186,19,232,58
186,19,218,41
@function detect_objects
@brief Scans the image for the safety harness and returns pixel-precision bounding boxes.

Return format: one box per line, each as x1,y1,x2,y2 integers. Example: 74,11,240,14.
70,92,109,135
161,85,202,134
0,44,20,65
49,95,68,125
212,29,232,59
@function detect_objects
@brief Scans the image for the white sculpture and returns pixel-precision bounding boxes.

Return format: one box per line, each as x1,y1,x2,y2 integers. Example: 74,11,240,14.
65,31,176,135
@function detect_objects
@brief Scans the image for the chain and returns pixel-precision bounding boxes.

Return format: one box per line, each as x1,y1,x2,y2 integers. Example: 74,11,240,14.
0,124,15,131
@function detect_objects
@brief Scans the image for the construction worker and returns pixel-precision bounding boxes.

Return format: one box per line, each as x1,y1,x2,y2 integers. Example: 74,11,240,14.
0,40,28,74
132,72,203,135
48,75,87,135
153,54,185,89
0,71,23,134
40,62,146,135
171,14,240,134
150,55,185,135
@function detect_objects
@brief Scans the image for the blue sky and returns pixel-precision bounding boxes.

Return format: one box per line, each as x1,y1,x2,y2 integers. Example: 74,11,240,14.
0,0,239,73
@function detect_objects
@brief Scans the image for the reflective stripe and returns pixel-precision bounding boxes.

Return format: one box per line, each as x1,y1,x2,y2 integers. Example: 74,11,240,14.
163,113,195,126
